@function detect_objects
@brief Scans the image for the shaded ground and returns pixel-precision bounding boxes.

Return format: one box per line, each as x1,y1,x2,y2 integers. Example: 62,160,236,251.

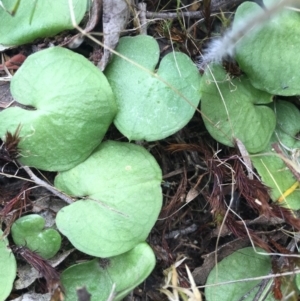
1,0,300,300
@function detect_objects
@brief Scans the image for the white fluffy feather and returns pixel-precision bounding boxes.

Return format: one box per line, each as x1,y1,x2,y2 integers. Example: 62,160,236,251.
198,0,295,70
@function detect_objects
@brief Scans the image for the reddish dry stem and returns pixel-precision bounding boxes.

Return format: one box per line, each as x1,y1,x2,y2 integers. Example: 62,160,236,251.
12,245,61,294
0,124,22,161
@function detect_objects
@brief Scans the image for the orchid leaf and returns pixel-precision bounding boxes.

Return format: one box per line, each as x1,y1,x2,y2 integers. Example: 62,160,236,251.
0,47,117,171
234,0,300,96
61,243,155,301
201,64,275,153
55,141,162,257
105,35,201,141
0,0,87,46
11,214,61,259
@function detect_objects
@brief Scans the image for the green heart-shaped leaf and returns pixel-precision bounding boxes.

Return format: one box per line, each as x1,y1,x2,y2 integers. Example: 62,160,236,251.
105,35,201,141
251,100,300,210
296,274,300,293
205,247,274,301
0,47,117,171
201,64,275,153
0,230,16,300
233,0,300,96
0,0,87,46
55,141,162,257
11,214,61,259
61,242,155,301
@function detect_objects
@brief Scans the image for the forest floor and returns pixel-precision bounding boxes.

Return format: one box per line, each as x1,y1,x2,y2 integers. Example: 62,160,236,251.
1,0,299,300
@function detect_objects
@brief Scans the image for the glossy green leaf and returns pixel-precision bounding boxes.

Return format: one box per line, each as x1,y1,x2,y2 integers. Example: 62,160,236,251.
61,242,155,301
0,230,16,300
105,35,201,141
251,100,300,210
201,64,275,153
0,47,117,171
0,0,87,46
55,141,162,257
11,214,61,259
233,0,300,96
205,247,275,301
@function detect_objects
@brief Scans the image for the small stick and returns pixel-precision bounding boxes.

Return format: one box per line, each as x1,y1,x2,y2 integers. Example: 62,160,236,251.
146,10,204,19
165,224,197,239
145,0,245,20
137,2,147,35
21,164,74,204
